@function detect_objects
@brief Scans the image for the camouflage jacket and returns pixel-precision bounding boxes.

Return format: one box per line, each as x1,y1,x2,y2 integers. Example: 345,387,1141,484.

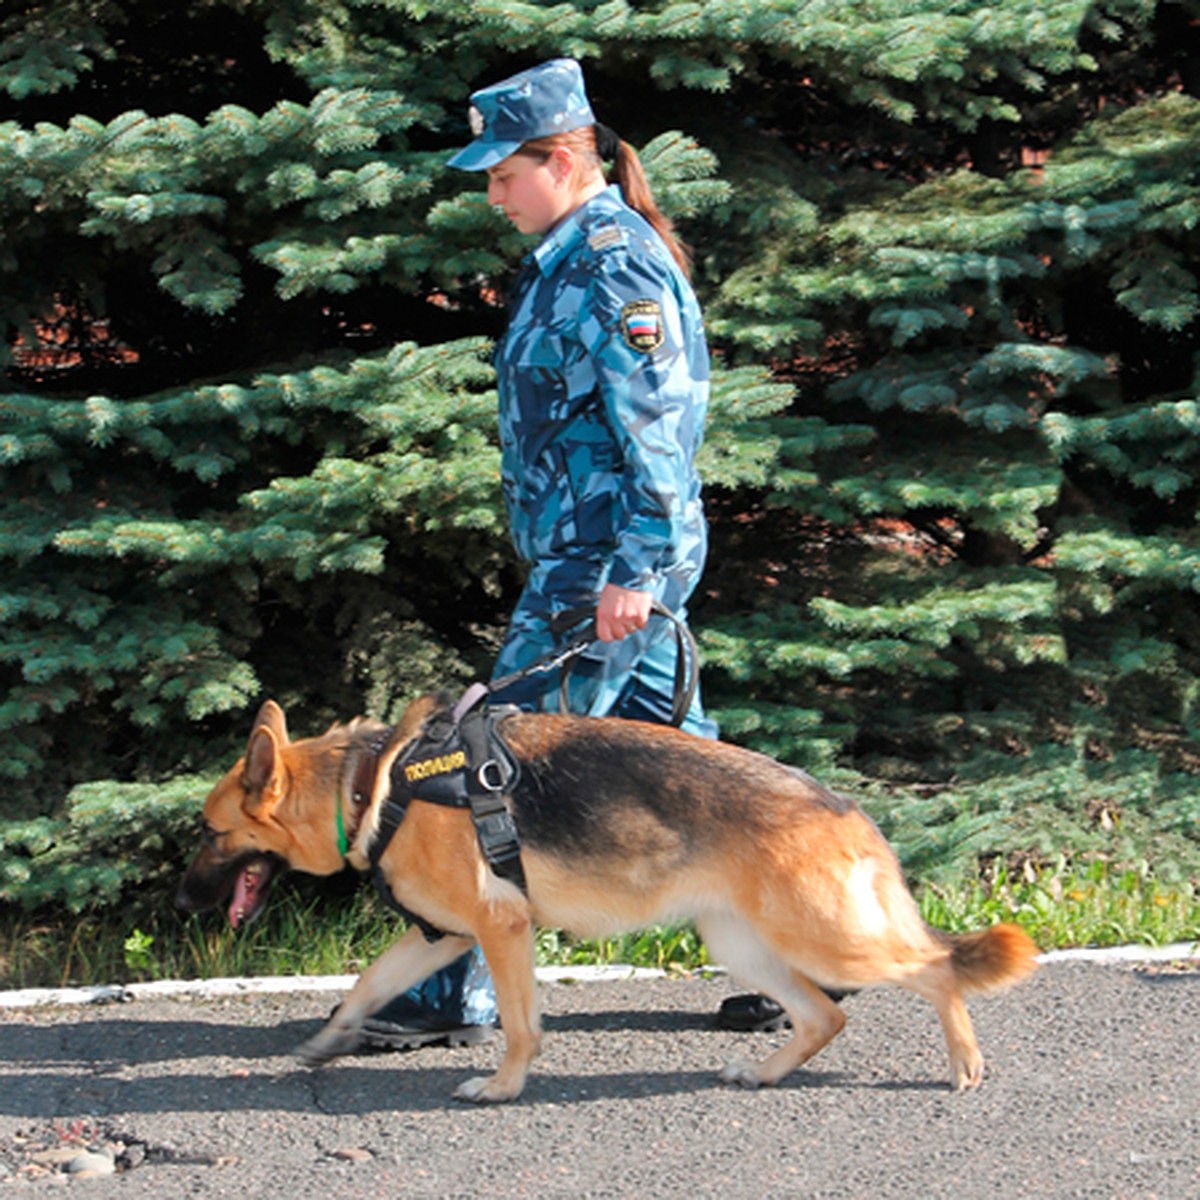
494,184,710,605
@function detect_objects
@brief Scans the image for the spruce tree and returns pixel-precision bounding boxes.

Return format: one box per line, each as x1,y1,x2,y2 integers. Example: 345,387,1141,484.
2,0,1199,914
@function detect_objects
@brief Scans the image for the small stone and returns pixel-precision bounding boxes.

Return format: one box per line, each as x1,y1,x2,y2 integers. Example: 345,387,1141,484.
67,1150,116,1178
31,1147,81,1167
332,1147,373,1163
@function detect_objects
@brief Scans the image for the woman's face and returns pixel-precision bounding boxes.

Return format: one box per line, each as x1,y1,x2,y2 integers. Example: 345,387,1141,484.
486,150,574,235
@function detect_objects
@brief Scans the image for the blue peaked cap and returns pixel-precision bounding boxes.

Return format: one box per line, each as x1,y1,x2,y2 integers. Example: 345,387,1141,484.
447,58,596,171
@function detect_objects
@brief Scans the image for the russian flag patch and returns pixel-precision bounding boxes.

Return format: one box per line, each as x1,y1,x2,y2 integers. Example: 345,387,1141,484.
620,299,665,353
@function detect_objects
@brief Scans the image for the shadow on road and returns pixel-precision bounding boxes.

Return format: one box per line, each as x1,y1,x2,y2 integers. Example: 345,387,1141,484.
0,1004,955,1121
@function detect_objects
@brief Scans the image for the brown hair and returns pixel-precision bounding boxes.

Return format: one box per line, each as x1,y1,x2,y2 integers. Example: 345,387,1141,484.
518,126,692,278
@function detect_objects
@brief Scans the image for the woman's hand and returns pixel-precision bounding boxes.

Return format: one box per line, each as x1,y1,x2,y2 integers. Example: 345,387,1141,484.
595,583,653,642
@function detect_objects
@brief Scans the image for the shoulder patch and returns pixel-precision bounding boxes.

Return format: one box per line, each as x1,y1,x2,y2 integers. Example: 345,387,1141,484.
588,225,625,253
620,299,665,353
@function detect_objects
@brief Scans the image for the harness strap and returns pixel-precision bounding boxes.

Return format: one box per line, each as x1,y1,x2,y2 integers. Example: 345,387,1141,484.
368,796,459,943
460,708,526,893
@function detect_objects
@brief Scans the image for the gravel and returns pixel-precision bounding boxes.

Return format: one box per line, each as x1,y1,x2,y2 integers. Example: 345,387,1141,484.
1,958,1198,1197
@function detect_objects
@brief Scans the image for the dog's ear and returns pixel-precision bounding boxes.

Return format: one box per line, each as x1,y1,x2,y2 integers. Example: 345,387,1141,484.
242,709,286,818
251,699,289,745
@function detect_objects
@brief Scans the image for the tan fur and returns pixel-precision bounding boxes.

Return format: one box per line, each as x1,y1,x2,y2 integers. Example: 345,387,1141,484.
178,697,1039,1103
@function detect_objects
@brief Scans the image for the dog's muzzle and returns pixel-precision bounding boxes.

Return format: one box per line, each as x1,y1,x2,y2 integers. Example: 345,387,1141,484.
176,850,282,929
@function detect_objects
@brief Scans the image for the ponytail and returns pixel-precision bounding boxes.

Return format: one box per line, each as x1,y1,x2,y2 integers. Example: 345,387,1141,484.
605,132,692,279
518,125,693,279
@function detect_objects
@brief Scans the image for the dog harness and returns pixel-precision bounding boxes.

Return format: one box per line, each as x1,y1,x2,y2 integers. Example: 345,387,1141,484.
365,698,524,942
352,603,695,941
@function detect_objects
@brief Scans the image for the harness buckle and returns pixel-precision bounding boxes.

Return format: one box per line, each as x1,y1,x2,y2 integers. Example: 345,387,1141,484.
475,811,521,861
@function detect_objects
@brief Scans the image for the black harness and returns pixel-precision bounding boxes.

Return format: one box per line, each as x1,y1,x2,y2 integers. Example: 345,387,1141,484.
365,601,698,941
367,696,524,941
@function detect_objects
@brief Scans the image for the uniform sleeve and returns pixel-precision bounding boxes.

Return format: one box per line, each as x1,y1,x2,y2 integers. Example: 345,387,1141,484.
577,238,706,591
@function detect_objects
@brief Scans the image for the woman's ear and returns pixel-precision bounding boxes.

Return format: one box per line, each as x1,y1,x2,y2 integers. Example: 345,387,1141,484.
548,143,575,186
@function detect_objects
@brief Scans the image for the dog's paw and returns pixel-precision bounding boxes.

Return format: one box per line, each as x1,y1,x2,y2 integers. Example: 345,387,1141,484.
719,1059,766,1090
951,1054,985,1091
454,1074,522,1104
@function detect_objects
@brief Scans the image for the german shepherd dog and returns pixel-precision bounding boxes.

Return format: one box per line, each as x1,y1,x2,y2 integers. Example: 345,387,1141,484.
177,695,1037,1103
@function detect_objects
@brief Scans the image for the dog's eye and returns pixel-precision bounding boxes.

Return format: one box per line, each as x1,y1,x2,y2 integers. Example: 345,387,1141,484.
200,819,220,847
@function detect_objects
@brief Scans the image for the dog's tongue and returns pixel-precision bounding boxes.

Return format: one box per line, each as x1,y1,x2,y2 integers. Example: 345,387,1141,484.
228,862,263,930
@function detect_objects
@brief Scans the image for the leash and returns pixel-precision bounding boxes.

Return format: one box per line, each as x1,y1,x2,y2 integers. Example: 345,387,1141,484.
452,599,699,727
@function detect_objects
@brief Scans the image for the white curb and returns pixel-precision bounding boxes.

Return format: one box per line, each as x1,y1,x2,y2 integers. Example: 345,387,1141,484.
1035,940,1199,965
0,963,669,1010
0,943,1195,1010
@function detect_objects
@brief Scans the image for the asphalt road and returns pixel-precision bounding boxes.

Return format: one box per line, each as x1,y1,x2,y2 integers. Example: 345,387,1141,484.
2,958,1198,1198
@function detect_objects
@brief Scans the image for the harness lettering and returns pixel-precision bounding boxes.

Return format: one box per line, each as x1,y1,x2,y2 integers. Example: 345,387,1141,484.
403,750,467,783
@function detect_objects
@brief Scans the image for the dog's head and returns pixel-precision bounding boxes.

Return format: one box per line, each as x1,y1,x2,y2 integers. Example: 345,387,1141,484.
175,699,344,928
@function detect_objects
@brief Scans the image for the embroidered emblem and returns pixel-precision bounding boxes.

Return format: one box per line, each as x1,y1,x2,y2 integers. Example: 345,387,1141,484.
620,299,664,352
468,105,484,136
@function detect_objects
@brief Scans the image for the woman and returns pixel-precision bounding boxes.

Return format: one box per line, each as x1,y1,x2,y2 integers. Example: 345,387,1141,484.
461,56,716,733
360,58,774,1051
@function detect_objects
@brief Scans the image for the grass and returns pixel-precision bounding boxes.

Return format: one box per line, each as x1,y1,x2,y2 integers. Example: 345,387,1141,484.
2,857,1197,991
0,887,712,991
919,857,1200,951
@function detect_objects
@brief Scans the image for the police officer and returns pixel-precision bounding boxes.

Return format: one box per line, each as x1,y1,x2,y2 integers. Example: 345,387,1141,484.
469,58,716,733
360,58,781,1050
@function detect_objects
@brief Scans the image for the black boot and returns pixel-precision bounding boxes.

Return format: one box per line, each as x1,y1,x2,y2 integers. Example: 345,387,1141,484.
335,995,496,1052
716,987,854,1032
716,993,791,1032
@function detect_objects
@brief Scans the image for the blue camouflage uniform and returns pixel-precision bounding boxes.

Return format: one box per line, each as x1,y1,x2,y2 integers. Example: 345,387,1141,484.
488,183,717,736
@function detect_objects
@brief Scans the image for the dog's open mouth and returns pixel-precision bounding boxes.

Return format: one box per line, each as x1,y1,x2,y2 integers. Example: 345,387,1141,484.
229,856,277,929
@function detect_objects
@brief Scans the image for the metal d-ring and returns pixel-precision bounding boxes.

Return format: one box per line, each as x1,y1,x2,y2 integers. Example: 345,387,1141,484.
477,759,507,792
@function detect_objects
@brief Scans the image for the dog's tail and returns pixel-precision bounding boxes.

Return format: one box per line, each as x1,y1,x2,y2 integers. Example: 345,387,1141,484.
942,923,1040,994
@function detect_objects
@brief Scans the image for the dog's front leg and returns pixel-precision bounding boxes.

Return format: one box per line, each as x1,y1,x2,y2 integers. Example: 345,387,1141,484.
454,905,540,1105
295,927,476,1067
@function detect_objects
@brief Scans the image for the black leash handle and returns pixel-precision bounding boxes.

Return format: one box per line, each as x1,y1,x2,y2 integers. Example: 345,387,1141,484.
547,599,699,728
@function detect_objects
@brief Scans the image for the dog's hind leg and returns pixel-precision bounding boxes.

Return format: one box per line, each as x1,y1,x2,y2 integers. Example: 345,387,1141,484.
295,927,476,1067
900,958,984,1090
698,912,846,1089
454,903,541,1104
